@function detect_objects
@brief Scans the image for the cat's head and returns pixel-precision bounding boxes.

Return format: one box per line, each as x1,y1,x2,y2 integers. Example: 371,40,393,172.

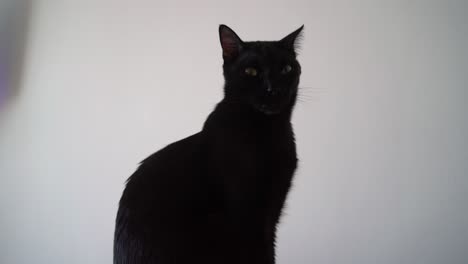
219,25,303,115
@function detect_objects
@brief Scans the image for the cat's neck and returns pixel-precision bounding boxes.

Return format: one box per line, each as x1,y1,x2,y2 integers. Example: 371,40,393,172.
202,98,294,134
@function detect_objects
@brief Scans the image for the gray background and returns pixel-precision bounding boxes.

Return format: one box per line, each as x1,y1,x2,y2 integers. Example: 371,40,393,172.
0,0,467,263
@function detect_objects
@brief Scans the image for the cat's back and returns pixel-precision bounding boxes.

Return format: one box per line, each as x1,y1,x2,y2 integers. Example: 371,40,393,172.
118,132,205,215
114,132,212,263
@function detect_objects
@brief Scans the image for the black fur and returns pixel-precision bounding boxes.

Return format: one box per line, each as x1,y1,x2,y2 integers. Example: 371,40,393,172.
114,25,303,264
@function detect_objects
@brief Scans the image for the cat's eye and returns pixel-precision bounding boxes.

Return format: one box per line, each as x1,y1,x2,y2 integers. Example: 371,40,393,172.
245,67,258,77
281,64,292,74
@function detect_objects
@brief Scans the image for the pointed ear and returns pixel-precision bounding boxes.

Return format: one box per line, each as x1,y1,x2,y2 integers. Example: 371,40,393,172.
219,24,243,60
279,25,304,51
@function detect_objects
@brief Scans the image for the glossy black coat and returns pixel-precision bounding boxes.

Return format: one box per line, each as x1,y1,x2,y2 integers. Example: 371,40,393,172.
114,25,303,264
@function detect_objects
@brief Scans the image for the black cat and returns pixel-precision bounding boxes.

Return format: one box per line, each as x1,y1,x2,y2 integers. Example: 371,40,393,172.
114,24,303,264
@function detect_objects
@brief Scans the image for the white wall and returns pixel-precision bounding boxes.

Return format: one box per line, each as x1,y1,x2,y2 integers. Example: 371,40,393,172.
1,1,467,263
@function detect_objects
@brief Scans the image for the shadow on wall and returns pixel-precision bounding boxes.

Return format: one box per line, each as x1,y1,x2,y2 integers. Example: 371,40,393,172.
0,0,32,109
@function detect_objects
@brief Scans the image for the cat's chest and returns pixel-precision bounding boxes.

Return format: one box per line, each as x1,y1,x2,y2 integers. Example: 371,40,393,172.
207,131,297,214
210,130,296,176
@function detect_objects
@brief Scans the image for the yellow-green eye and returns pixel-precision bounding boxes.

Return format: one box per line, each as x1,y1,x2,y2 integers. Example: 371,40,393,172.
281,64,292,74
245,67,258,76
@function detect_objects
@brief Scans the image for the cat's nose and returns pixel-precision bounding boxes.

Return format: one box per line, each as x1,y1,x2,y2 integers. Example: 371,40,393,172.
266,83,279,95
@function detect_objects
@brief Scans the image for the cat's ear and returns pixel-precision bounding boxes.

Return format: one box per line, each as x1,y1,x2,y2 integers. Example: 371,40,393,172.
219,25,244,60
279,25,304,51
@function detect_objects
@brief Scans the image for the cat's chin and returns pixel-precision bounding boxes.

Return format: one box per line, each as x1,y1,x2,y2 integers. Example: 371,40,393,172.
254,103,283,115
251,90,297,116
